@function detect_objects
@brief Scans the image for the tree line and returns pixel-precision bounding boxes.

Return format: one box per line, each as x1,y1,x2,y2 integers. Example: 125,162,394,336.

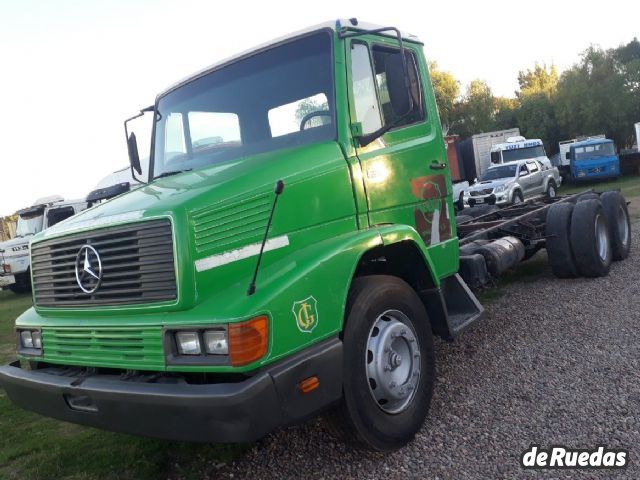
431,38,640,154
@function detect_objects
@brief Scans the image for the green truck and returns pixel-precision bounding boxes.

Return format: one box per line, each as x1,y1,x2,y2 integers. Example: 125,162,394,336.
0,19,632,452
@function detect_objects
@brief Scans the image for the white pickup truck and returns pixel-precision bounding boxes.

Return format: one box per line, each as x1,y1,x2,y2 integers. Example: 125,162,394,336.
463,158,562,207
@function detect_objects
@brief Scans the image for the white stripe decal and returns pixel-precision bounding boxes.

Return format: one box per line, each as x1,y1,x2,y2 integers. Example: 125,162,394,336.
195,235,290,272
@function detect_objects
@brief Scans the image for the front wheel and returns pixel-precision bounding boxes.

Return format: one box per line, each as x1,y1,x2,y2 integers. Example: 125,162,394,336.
546,180,557,198
512,190,524,205
327,275,435,451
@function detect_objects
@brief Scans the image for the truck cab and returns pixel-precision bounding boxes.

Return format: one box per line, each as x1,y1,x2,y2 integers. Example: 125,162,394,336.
569,138,620,181
0,19,510,451
490,136,554,170
0,197,87,293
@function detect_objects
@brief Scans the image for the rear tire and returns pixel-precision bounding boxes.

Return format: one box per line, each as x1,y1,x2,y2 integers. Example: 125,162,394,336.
327,275,435,451
545,203,579,278
600,191,631,261
570,199,612,277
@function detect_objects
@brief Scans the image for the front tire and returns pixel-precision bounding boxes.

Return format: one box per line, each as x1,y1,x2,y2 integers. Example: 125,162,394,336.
328,275,435,451
546,180,557,198
512,189,524,205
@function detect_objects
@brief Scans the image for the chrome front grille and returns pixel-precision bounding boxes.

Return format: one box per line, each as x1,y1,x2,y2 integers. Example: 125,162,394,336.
470,188,494,196
31,220,176,307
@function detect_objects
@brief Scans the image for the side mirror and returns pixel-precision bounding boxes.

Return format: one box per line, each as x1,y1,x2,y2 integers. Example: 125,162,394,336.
127,132,142,175
384,53,413,117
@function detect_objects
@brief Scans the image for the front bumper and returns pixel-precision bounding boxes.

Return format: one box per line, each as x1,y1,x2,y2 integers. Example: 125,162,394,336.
464,191,510,206
0,337,342,443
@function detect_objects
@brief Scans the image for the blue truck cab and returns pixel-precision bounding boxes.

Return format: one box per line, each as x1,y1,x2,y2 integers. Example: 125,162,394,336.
569,138,620,181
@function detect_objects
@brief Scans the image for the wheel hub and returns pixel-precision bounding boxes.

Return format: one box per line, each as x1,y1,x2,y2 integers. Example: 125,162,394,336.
365,310,421,414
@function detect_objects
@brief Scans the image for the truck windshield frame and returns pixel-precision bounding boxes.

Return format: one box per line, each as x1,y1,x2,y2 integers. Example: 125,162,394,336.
501,145,546,163
15,214,44,237
150,30,336,180
573,142,615,161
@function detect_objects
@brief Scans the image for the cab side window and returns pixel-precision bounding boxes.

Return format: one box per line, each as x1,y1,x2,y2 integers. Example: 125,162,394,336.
519,164,529,176
527,161,540,173
371,46,424,127
350,43,384,135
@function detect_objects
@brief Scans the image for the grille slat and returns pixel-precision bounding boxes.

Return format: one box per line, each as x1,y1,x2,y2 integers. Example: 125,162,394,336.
42,327,164,369
32,220,177,307
191,192,271,254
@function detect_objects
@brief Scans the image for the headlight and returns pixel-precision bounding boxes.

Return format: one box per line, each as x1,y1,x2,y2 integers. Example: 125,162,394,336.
203,330,228,355
175,331,202,355
494,185,507,193
20,330,34,348
17,329,43,354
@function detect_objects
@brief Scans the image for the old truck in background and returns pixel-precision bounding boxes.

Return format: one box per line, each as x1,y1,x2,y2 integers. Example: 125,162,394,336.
458,128,520,182
0,19,632,452
0,196,87,293
568,138,620,181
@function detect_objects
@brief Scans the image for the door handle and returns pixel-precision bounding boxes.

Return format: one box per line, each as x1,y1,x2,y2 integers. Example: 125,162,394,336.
430,162,447,170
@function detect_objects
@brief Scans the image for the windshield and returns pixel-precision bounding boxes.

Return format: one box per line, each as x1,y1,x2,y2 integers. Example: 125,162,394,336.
152,31,335,178
480,164,518,181
16,214,44,237
502,145,546,162
573,142,615,161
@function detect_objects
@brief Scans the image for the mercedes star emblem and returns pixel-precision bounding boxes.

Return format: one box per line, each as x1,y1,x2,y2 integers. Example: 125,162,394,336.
75,244,103,294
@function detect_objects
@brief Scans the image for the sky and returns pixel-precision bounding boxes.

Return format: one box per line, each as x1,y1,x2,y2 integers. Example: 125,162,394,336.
0,0,637,216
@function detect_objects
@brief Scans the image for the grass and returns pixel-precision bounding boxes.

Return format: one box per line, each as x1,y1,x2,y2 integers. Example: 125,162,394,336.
0,291,249,480
558,173,640,199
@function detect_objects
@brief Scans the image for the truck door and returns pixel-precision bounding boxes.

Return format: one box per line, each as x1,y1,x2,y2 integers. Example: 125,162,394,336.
346,37,455,254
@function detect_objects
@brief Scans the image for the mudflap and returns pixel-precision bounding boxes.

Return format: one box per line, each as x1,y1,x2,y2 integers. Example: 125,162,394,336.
420,274,484,341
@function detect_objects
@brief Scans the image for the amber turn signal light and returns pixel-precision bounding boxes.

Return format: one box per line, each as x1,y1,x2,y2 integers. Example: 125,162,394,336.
298,376,320,394
229,315,268,366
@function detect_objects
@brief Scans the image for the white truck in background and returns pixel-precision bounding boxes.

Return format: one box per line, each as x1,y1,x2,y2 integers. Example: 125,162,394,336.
0,196,87,293
458,128,520,182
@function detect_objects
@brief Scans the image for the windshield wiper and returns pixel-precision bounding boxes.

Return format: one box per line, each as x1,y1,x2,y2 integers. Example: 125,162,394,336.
154,168,192,179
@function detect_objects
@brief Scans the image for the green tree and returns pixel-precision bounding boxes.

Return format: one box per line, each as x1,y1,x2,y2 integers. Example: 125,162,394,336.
429,61,460,133
452,80,496,138
555,45,635,147
516,63,559,97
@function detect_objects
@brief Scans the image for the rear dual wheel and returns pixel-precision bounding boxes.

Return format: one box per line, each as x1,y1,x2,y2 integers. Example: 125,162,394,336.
546,196,628,278
327,275,434,451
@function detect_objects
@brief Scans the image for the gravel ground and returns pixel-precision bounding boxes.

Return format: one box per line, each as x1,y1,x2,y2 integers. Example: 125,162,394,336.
218,223,639,480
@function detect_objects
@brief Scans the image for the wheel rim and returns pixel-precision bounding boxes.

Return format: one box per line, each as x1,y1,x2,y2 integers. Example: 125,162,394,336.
514,194,522,204
549,185,556,198
365,310,421,414
595,214,609,261
617,205,629,248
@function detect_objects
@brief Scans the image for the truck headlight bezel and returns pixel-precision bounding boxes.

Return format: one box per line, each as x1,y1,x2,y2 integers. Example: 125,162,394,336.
16,328,43,356
164,316,268,366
